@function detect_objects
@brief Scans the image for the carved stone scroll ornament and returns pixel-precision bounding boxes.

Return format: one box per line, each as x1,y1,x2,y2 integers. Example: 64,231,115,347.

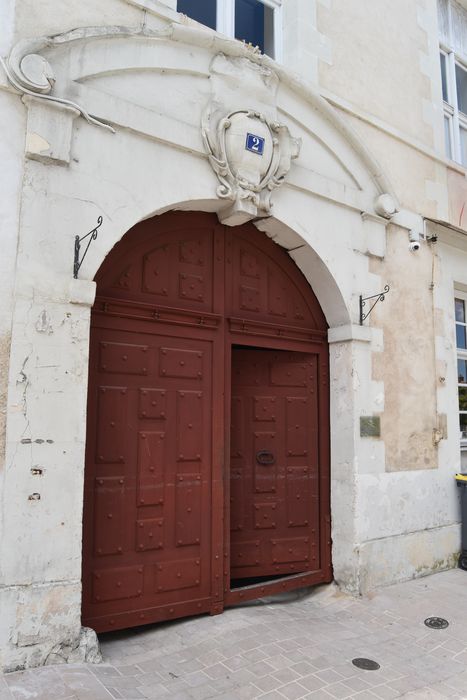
202,109,301,226
0,38,115,132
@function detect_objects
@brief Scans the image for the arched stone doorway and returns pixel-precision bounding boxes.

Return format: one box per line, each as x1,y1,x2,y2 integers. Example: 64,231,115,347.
82,211,331,633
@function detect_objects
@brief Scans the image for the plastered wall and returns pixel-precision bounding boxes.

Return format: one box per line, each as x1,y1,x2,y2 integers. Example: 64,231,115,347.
12,0,169,41
371,225,439,471
319,0,434,146
0,95,25,468
317,0,466,228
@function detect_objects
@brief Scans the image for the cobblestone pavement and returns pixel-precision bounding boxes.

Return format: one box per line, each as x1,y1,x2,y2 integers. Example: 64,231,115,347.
3,569,467,700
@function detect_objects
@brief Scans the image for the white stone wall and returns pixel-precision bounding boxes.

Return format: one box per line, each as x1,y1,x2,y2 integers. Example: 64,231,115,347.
0,1,25,650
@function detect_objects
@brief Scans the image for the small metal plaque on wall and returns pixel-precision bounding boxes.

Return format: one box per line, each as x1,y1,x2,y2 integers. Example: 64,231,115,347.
360,416,381,438
245,132,265,155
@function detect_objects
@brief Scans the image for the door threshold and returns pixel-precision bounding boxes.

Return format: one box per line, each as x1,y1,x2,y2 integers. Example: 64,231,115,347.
226,569,331,606
230,572,301,589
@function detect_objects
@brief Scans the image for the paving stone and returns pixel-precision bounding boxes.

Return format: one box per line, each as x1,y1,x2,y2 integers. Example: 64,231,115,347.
202,663,231,680
102,677,143,691
386,675,426,695
236,687,263,700
306,656,333,671
208,676,238,693
261,644,285,658
258,692,286,700
5,667,75,700
357,685,401,700
90,666,122,679
67,686,113,699
155,690,191,700
241,649,268,664
137,685,168,699
0,690,14,700
278,681,308,699
372,669,405,685
135,672,165,687
271,668,301,685
314,669,346,685
403,689,449,699
195,651,225,666
453,650,467,664
282,650,309,665
267,655,294,672
182,671,212,688
57,668,115,700
297,674,327,693
443,670,467,692
340,676,371,693
324,681,356,699
440,638,467,654
133,661,161,675
330,664,359,681
248,660,276,677
222,655,252,671
114,667,140,677
185,685,217,700
252,674,282,693
227,668,256,685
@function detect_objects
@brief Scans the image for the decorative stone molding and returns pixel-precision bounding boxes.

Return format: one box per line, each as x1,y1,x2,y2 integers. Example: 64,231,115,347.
10,50,55,94
374,193,397,218
0,37,115,133
1,25,399,209
203,108,301,226
327,324,372,344
69,279,97,307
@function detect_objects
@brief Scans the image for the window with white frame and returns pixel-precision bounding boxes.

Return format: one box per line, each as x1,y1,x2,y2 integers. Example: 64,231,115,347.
177,0,282,60
438,0,467,165
455,293,467,449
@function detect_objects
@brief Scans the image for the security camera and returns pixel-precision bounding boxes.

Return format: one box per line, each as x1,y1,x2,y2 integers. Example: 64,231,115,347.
408,229,421,252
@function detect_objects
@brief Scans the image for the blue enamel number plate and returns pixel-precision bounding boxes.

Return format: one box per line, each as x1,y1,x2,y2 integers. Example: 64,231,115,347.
245,133,265,155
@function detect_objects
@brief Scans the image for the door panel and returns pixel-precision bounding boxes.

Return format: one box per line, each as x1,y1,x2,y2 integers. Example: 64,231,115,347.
82,324,214,631
226,227,321,328
230,348,320,581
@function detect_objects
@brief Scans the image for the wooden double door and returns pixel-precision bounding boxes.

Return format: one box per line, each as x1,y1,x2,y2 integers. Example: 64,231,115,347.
82,212,331,633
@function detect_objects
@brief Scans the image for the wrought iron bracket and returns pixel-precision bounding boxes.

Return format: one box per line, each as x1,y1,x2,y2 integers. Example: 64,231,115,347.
359,285,390,325
73,216,102,278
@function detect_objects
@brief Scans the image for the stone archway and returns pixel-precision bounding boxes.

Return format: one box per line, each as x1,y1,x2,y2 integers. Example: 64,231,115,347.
82,211,331,632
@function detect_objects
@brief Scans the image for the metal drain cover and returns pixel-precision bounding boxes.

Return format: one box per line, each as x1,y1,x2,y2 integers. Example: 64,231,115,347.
424,617,449,629
352,658,380,671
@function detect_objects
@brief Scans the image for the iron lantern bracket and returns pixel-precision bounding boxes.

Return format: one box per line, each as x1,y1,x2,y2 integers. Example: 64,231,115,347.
73,216,103,279
359,285,390,325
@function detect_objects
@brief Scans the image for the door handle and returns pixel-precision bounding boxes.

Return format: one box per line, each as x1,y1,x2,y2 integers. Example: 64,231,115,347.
256,450,275,465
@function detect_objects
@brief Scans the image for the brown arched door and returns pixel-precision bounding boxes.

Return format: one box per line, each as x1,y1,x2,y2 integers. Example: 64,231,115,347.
82,212,331,633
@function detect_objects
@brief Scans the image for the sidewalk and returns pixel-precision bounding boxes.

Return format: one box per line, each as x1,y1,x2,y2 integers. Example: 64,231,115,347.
2,569,467,700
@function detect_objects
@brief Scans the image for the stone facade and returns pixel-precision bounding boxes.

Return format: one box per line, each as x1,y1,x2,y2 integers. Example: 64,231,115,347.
0,0,466,672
